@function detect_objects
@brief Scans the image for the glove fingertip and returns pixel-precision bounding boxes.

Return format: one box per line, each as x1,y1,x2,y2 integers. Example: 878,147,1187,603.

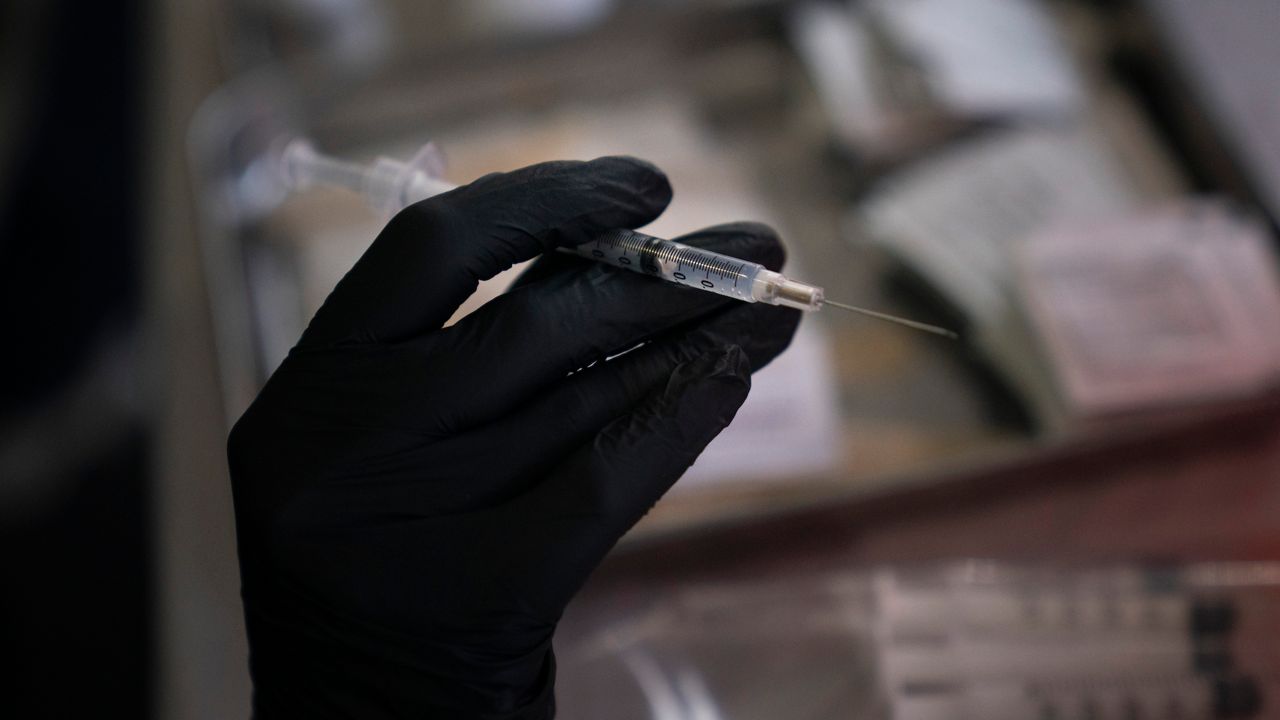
749,305,802,370
590,155,673,209
722,222,786,271
664,345,751,443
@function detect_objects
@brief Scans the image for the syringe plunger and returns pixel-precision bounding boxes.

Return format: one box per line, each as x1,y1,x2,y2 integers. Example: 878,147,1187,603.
278,138,453,214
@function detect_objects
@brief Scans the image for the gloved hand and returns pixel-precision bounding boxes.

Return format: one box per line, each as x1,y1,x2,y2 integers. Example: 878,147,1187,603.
227,156,801,719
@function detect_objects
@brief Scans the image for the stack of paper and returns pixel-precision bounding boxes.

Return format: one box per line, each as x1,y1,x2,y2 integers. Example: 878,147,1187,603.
1018,201,1280,416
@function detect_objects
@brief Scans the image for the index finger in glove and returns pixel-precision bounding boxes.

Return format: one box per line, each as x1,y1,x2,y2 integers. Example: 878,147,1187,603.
298,156,672,348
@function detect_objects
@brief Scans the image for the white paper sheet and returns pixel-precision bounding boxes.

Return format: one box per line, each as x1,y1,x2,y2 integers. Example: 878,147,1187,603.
1019,200,1280,415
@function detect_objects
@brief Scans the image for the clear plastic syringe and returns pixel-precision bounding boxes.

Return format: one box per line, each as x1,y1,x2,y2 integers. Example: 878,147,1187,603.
277,139,956,338
574,229,956,336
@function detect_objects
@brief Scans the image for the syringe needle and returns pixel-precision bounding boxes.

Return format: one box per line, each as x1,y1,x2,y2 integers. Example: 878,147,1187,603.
822,300,959,339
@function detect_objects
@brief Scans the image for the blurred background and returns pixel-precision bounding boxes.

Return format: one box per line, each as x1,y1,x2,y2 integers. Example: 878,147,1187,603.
4,0,1280,717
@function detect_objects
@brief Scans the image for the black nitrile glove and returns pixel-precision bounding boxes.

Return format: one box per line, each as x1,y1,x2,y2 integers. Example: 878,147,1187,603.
227,156,801,719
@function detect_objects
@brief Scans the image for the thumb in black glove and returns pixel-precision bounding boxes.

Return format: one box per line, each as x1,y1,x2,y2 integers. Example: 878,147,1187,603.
227,156,801,719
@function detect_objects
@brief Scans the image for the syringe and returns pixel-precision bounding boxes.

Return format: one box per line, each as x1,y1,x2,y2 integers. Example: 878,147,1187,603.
575,229,956,336
277,139,956,338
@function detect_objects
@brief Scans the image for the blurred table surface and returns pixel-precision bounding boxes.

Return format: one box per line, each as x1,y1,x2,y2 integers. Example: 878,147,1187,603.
585,388,1280,597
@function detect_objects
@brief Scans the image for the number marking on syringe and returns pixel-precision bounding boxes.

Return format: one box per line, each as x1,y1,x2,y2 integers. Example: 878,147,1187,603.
594,231,748,291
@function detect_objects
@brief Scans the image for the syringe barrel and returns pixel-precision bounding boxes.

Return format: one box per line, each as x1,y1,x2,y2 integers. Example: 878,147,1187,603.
567,230,823,311
570,229,761,302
